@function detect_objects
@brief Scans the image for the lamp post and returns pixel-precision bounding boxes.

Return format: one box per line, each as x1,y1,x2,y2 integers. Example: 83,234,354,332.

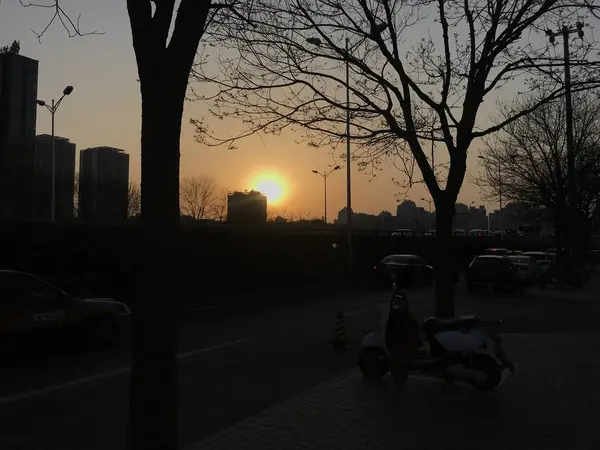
305,36,353,272
306,27,387,273
546,22,584,269
37,85,74,223
312,165,341,223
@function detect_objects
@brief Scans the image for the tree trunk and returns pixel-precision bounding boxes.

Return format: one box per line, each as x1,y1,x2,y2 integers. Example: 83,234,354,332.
129,80,183,450
433,197,456,318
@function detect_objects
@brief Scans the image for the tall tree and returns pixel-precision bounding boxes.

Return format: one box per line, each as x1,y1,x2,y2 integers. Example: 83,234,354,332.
21,1,246,449
193,0,600,316
477,91,600,260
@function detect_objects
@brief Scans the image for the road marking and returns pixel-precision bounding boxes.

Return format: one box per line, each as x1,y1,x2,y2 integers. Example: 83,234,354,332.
0,339,250,404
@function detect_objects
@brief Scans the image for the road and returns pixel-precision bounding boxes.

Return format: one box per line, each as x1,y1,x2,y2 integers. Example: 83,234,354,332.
0,283,599,450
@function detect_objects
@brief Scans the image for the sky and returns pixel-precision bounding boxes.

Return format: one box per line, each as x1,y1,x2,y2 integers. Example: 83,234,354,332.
1,0,506,219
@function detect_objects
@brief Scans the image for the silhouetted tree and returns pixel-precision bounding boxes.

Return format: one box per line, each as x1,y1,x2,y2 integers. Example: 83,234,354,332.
128,182,142,217
194,0,600,316
73,172,79,218
477,91,600,260
180,176,217,220
21,1,247,449
211,189,228,222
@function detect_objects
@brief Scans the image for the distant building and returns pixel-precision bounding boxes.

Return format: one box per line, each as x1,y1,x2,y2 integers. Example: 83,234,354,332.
79,146,129,223
227,190,267,225
468,205,488,231
0,42,38,221
32,134,76,222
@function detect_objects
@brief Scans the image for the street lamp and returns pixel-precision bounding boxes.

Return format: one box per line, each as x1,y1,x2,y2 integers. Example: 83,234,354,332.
306,26,387,273
312,165,341,223
37,85,74,222
305,36,353,272
546,22,584,268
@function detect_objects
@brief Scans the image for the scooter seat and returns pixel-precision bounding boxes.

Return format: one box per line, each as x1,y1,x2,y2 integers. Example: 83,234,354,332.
422,315,481,334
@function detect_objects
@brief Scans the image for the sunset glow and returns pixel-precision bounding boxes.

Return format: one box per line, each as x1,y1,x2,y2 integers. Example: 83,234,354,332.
250,173,287,205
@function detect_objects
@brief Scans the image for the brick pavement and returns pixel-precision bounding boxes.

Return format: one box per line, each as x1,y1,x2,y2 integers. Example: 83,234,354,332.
187,333,600,450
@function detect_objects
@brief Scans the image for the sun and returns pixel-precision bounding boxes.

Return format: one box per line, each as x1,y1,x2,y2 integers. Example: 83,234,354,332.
250,173,287,204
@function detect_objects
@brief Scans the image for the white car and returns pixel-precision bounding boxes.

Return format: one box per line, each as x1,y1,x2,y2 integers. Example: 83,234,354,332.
523,251,553,274
506,255,539,284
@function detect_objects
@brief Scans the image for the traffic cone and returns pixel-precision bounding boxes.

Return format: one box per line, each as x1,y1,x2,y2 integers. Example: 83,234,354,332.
331,310,348,350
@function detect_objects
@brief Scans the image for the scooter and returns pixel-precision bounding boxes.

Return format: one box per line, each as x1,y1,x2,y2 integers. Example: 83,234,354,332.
358,286,515,391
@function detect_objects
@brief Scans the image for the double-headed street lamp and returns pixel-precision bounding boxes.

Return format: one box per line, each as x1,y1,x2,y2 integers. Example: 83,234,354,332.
37,85,74,223
312,165,341,223
546,22,584,267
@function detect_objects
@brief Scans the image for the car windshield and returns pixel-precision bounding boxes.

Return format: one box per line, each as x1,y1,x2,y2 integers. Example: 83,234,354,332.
507,256,530,264
524,253,548,261
382,255,423,264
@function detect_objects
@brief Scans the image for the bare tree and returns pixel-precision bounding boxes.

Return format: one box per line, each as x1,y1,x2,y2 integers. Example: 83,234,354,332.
128,182,142,217
21,1,248,449
477,91,600,262
193,0,600,315
180,176,218,220
211,189,228,222
73,172,79,218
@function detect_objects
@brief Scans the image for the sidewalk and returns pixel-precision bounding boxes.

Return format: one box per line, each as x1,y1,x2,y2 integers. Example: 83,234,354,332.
523,270,600,302
187,332,600,450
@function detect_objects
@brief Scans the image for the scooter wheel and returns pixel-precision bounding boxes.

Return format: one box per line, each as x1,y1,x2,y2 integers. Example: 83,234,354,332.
467,355,502,391
358,347,389,379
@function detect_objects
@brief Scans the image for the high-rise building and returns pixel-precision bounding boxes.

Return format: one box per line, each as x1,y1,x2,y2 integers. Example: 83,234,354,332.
0,41,38,222
227,190,267,225
32,134,76,222
79,146,129,223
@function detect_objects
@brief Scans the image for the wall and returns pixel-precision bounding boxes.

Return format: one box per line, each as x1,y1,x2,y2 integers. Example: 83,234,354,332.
0,224,555,306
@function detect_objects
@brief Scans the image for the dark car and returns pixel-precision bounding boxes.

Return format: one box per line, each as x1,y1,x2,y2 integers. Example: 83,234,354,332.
466,255,519,293
372,254,433,288
484,248,511,256
0,270,130,354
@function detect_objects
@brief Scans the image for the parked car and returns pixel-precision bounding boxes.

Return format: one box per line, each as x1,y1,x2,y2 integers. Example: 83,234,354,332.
588,249,600,263
466,255,519,293
506,255,539,284
391,229,414,237
484,248,511,256
372,254,433,288
523,251,553,274
468,229,488,237
0,270,131,355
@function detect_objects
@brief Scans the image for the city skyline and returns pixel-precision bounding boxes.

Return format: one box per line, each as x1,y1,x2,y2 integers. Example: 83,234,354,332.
0,3,494,219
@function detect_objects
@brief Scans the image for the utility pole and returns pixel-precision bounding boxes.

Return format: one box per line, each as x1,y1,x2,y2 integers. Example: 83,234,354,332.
546,22,584,271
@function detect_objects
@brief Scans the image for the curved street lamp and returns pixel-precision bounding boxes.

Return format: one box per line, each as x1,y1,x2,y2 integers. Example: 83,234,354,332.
37,85,74,222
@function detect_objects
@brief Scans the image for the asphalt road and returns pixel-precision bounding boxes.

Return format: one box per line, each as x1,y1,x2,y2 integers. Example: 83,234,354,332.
0,283,598,450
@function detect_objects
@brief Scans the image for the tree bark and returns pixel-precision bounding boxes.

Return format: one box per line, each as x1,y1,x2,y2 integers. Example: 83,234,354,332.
129,78,184,450
433,195,457,318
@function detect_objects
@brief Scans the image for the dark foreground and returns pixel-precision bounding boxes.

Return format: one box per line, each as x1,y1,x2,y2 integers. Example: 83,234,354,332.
0,283,599,450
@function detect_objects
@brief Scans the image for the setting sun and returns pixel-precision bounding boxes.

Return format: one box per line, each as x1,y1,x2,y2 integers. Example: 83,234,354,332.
250,173,287,205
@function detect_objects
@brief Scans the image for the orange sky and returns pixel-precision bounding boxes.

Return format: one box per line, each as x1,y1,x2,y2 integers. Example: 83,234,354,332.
1,1,498,219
